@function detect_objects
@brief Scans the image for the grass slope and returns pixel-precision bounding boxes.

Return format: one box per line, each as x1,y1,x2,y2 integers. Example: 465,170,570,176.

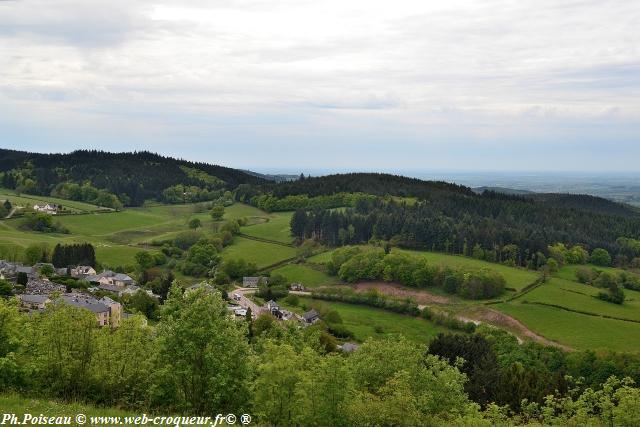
221,236,296,269
495,302,640,352
240,211,293,244
271,263,337,288
286,297,454,344
517,278,640,322
0,188,105,212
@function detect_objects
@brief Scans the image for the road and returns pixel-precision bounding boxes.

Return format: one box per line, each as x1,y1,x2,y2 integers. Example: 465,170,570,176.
233,288,264,318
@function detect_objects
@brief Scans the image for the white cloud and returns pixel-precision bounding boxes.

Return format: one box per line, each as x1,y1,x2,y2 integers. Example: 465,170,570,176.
0,0,638,170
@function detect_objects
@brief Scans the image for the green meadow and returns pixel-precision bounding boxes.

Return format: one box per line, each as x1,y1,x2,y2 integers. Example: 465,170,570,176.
517,278,640,322
283,297,454,344
271,263,337,288
0,188,105,213
495,302,640,352
240,211,294,244
221,236,296,269
307,245,539,292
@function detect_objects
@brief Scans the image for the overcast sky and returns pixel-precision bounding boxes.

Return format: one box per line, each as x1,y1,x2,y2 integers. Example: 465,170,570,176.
1,0,638,173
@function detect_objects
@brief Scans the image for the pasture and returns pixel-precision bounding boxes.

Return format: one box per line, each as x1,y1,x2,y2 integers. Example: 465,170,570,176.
271,263,337,288
516,278,640,322
495,302,640,352
0,188,106,213
285,297,454,344
0,202,277,267
221,236,296,269
398,249,540,291
240,211,293,244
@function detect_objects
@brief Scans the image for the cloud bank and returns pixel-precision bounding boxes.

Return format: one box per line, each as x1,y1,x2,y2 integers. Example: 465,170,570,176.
1,0,638,172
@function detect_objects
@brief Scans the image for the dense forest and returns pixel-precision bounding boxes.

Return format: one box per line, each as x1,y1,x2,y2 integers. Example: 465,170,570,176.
0,149,265,206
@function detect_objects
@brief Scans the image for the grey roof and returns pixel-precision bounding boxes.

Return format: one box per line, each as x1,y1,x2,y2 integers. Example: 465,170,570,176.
60,295,109,313
16,266,35,274
302,309,320,322
113,273,134,281
20,294,49,304
98,283,121,293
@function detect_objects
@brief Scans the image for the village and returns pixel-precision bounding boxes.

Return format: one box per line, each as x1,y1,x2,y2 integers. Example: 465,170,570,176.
0,260,339,336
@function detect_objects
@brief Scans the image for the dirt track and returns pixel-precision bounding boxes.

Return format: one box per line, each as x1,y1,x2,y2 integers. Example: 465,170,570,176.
351,282,452,304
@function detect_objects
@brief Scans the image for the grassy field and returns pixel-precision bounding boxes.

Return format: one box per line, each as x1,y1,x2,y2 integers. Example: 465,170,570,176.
240,211,293,244
0,188,105,213
309,246,539,292
284,297,454,344
271,263,337,288
515,278,640,322
0,393,135,422
554,264,639,282
495,302,640,352
0,202,276,267
221,236,296,269
398,249,540,291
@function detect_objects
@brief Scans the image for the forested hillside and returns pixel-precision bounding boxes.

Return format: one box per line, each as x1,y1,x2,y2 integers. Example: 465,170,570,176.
0,149,265,206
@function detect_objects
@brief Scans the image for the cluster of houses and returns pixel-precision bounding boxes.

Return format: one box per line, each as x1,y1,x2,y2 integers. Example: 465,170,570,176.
33,203,60,215
0,260,157,327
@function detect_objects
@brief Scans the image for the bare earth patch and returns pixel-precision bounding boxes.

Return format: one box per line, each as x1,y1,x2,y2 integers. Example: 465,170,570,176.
461,306,573,351
351,282,452,304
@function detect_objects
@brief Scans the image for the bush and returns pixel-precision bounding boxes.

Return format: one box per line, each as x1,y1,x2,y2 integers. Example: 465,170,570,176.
590,248,612,267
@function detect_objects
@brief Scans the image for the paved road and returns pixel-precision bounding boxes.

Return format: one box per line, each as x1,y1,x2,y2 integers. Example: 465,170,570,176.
233,288,264,318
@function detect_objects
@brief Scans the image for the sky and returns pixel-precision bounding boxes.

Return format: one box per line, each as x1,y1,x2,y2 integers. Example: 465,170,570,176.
1,0,639,174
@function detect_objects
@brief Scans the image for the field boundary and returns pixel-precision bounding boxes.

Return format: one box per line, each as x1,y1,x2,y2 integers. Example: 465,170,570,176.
525,301,640,324
257,256,300,273
238,233,294,247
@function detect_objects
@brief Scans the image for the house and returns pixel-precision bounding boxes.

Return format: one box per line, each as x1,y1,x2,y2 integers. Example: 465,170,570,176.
59,294,122,327
99,296,122,327
33,203,59,214
301,309,320,324
18,294,51,310
16,266,37,280
70,266,96,279
265,300,281,317
243,276,268,288
234,307,248,317
86,270,136,287
290,283,305,291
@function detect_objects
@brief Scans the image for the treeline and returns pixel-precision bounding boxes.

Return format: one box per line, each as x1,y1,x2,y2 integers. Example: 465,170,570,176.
0,149,264,206
51,243,96,268
327,247,506,299
2,291,640,426
290,196,640,267
52,182,123,210
247,192,376,212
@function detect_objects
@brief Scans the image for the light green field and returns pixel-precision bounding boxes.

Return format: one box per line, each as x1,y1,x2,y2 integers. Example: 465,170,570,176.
0,202,273,267
0,188,105,212
285,297,453,344
221,236,296,269
241,211,293,244
495,302,640,352
271,263,337,288
307,250,334,264
397,249,539,291
0,393,135,422
310,246,539,291
515,278,640,322
554,264,638,282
